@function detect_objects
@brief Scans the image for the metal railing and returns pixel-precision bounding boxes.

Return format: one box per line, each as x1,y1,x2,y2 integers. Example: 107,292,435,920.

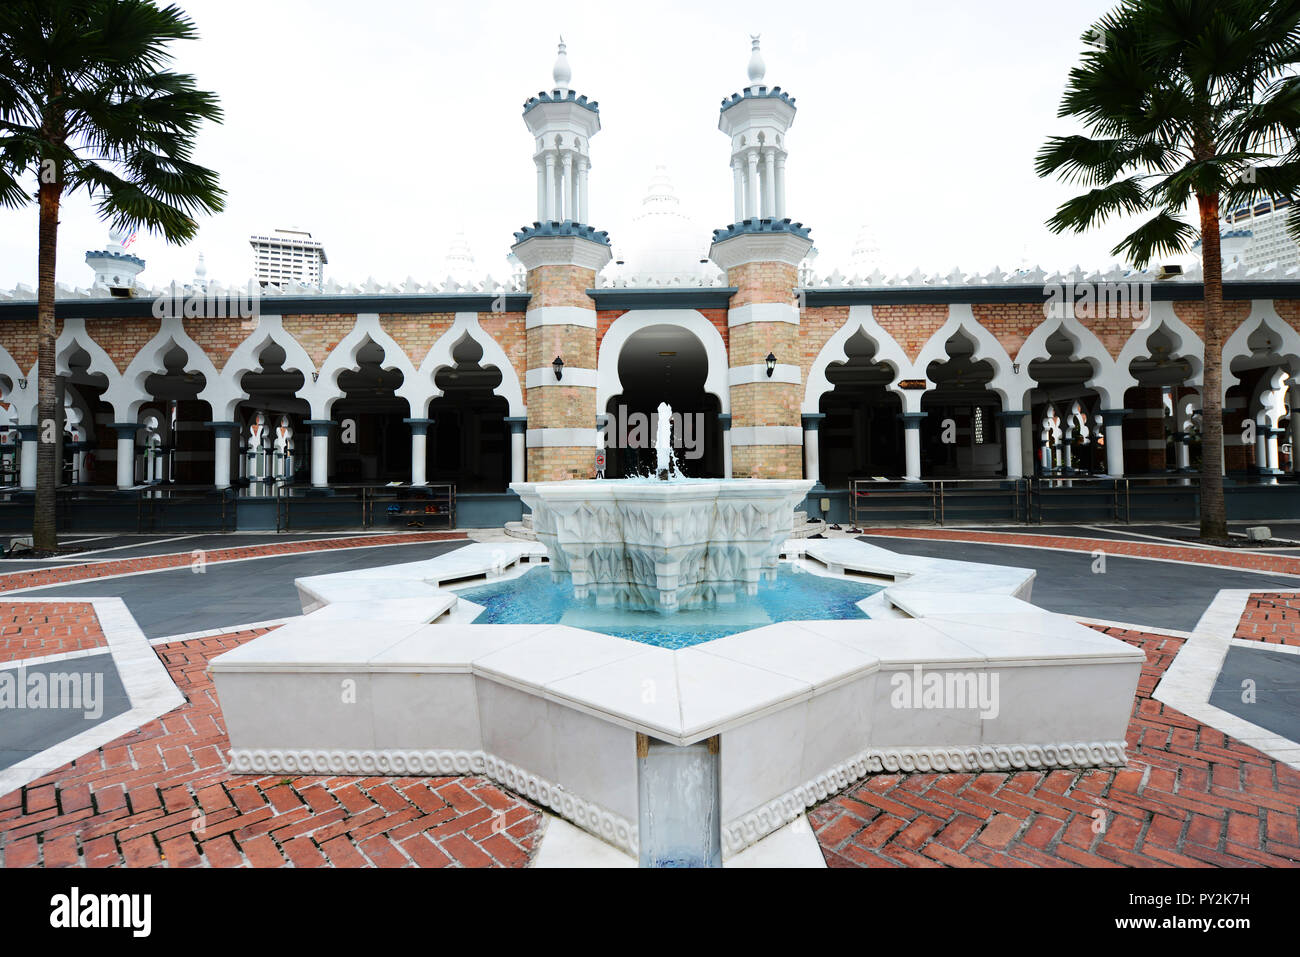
850,478,1026,526
0,485,235,535
273,483,456,532
848,474,1212,526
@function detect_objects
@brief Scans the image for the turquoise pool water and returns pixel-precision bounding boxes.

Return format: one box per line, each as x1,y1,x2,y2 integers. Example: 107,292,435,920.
457,565,881,649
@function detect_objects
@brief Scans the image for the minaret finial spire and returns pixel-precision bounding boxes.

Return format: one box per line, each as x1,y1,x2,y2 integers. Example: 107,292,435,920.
747,34,765,86
553,36,571,89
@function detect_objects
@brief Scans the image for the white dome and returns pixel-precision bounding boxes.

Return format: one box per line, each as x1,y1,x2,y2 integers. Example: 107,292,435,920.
440,231,478,285
847,224,882,277
606,165,718,284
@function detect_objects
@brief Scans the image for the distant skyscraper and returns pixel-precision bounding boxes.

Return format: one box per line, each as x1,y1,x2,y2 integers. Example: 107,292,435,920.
249,228,328,287
1221,197,1300,270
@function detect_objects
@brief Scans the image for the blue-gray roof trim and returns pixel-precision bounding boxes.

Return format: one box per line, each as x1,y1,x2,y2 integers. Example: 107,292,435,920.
711,218,812,242
512,220,611,246
523,89,599,115
719,86,796,113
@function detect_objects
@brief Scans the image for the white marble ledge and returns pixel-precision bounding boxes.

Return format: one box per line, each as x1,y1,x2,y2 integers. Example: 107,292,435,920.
306,595,457,624
211,538,1141,742
294,541,548,608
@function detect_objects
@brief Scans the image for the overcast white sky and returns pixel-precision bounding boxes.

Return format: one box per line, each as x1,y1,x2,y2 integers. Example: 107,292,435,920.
0,0,1155,290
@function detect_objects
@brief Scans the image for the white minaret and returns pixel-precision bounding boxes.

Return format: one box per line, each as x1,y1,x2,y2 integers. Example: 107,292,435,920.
522,38,601,224
85,226,146,294
718,35,797,224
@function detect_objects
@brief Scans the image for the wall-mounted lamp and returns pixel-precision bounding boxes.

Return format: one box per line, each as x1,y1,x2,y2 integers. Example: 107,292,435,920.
1011,362,1021,375
765,353,777,378
16,378,27,390
311,371,319,383
553,356,564,381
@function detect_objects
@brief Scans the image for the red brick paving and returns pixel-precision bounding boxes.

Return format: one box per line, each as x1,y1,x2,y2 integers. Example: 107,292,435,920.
0,602,104,664
0,628,542,867
811,624,1300,867
0,531,467,595
863,527,1300,575
1234,593,1300,647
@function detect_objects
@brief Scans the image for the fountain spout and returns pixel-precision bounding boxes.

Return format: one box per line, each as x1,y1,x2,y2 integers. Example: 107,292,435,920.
654,401,673,481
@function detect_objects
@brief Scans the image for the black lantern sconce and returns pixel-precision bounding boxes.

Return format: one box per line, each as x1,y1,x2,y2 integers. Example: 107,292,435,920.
553,356,564,381
765,352,777,378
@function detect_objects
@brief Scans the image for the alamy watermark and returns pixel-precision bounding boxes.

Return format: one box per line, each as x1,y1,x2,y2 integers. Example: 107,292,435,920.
1042,281,1151,321
0,666,105,719
889,664,1000,719
599,405,704,460
152,281,260,320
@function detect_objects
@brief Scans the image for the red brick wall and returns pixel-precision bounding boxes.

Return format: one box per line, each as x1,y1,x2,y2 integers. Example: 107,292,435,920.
478,312,526,395
184,318,253,372
84,318,159,373
873,304,949,363
281,314,355,368
799,305,849,385
379,313,454,368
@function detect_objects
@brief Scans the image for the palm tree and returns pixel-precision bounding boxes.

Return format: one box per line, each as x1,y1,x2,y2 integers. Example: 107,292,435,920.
0,0,223,552
1037,0,1300,540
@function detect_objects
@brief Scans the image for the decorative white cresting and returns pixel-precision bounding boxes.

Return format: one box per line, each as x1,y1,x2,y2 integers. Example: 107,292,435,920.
747,34,765,86
553,36,571,89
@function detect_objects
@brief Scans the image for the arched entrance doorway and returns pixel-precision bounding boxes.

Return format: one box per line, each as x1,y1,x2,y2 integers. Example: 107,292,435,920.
601,322,723,478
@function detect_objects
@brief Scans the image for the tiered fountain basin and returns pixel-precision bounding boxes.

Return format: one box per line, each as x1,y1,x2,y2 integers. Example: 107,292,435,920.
210,536,1144,860
511,478,813,611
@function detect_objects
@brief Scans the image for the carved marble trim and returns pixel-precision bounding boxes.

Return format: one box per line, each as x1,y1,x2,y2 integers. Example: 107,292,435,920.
720,740,1129,857
226,747,638,856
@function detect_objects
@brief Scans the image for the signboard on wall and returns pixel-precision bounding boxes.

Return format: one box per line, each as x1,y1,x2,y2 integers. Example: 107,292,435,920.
898,379,928,390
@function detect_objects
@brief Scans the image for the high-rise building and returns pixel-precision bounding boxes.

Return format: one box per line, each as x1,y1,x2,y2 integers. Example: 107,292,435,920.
249,228,328,287
1222,197,1300,270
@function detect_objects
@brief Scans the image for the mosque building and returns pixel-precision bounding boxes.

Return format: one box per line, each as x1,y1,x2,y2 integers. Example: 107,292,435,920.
1,38,1298,527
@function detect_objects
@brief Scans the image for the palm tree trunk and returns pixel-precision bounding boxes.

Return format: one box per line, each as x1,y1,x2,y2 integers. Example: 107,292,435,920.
33,180,59,553
1197,190,1228,540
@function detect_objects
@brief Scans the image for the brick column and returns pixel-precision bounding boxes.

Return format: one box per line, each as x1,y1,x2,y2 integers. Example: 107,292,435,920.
709,221,812,479
511,224,611,482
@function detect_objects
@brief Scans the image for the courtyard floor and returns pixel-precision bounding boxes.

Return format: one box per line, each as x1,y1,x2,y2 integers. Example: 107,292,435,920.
0,526,1297,867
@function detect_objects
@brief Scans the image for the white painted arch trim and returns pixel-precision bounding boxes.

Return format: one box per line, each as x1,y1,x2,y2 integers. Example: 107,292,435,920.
802,304,914,414
214,314,319,421
1115,300,1205,389
111,316,222,421
911,304,1026,409
419,312,525,417
318,313,419,418
597,309,730,414
1221,300,1300,401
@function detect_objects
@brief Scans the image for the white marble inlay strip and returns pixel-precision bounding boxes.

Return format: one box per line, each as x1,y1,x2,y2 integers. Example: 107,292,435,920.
1154,588,1300,770
0,596,185,798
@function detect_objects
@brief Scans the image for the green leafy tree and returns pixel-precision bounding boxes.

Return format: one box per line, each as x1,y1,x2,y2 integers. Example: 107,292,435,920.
0,0,223,551
1037,0,1300,539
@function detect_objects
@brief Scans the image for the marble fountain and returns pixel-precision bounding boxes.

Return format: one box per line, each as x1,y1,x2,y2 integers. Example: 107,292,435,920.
211,405,1143,866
